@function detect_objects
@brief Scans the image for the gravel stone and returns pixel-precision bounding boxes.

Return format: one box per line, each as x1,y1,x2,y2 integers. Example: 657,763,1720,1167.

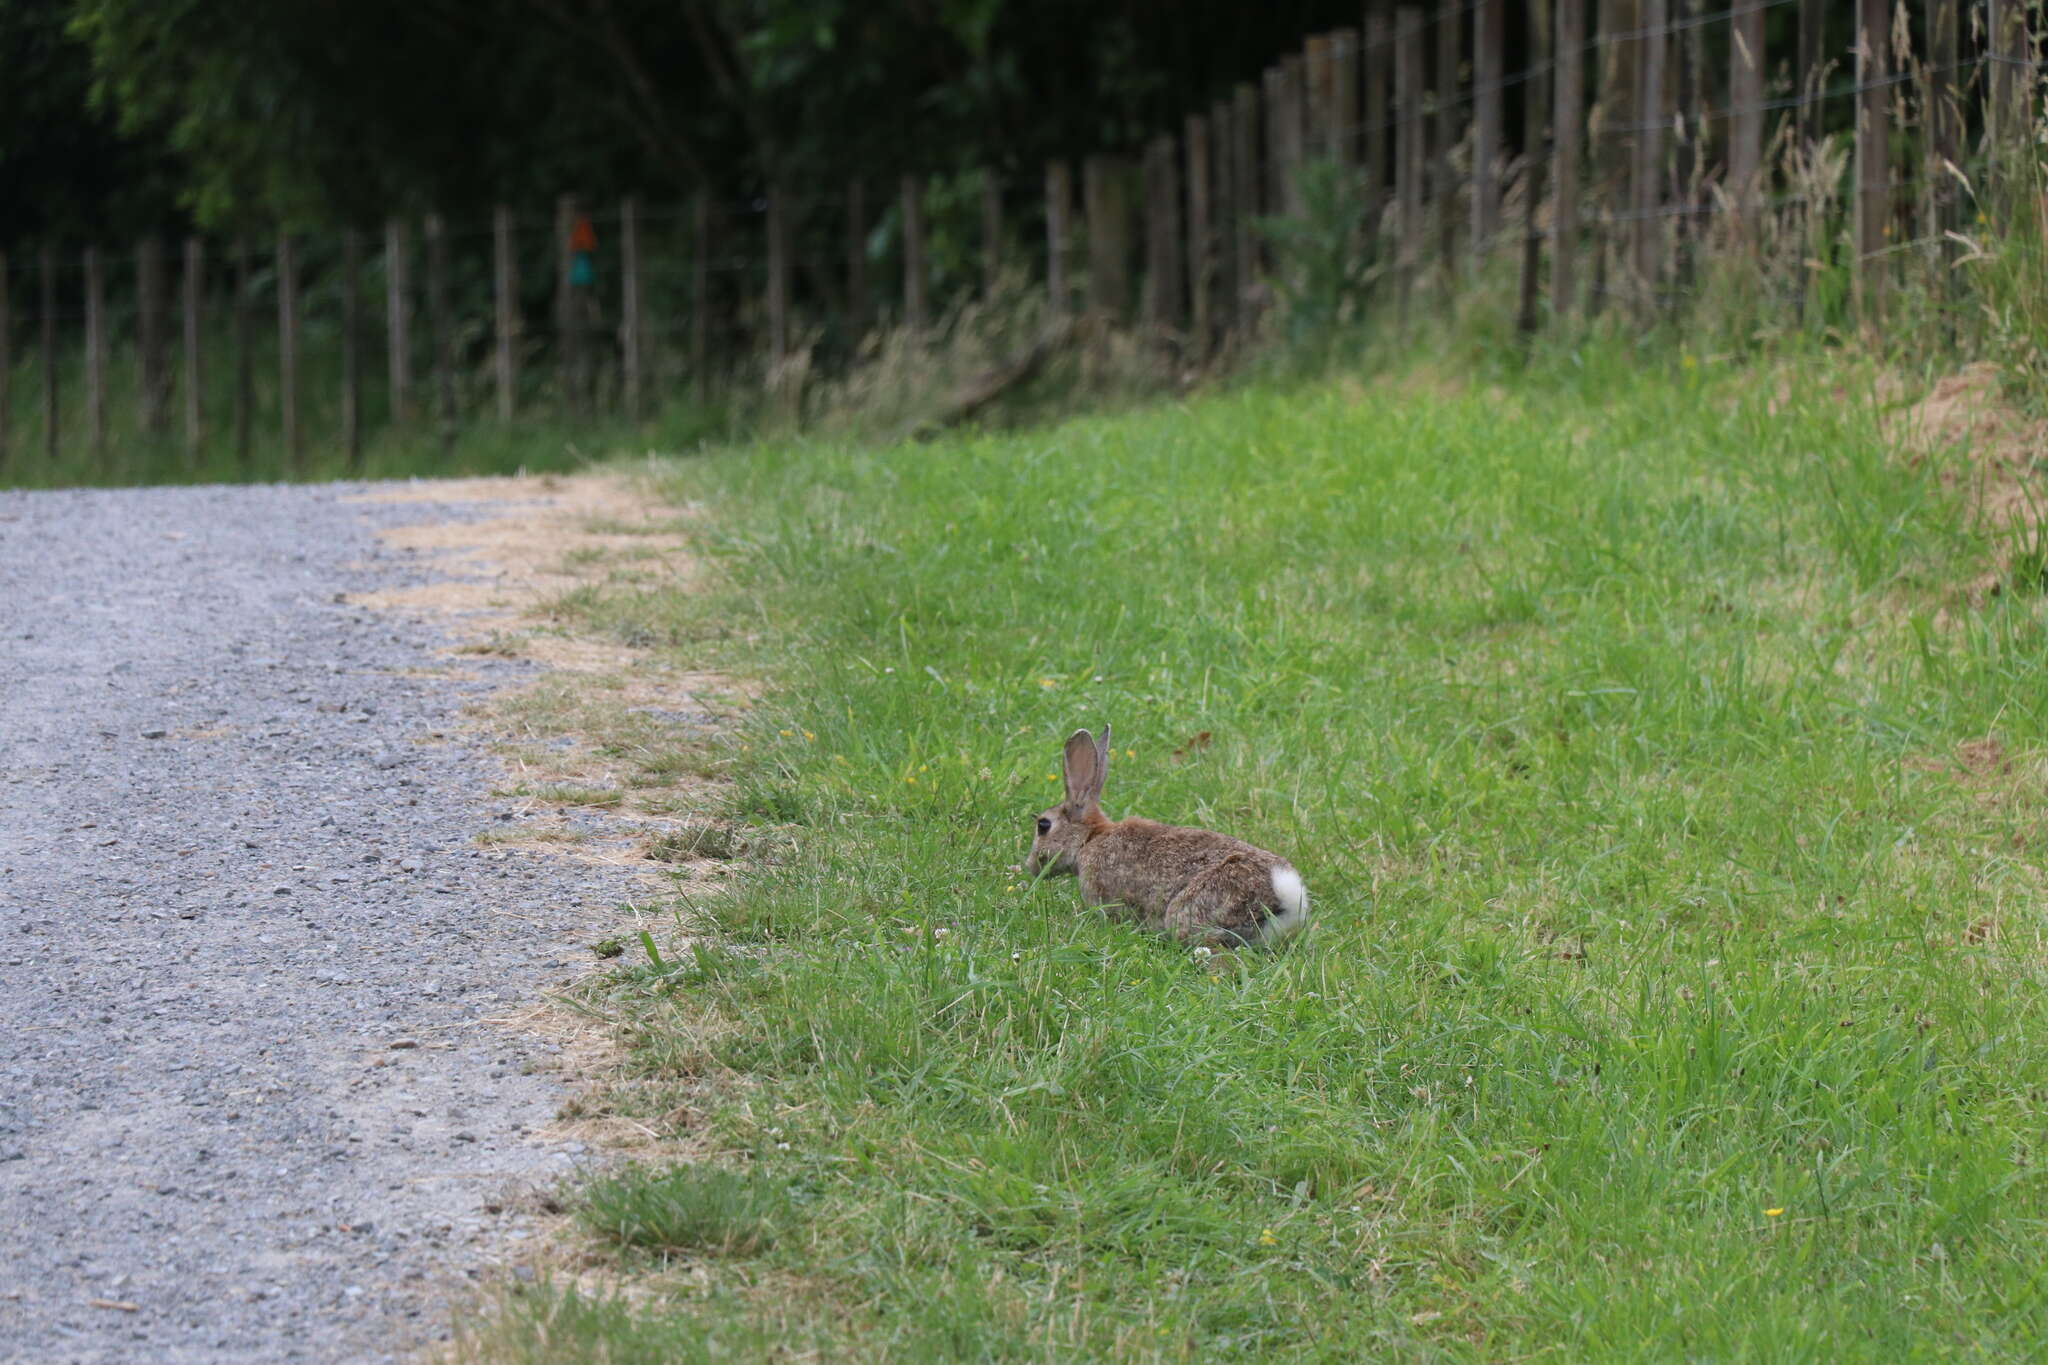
0,481,644,1362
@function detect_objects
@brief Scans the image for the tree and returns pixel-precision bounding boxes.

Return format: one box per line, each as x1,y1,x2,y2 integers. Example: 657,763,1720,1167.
0,0,184,242
51,0,1377,234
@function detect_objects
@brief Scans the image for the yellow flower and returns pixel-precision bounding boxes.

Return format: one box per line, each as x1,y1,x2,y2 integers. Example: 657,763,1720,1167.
802,730,815,741
1258,1228,1279,1247
1125,748,1135,758
1764,1208,1784,1218
1039,678,1057,688
1046,772,1058,782
779,729,791,738
905,774,917,785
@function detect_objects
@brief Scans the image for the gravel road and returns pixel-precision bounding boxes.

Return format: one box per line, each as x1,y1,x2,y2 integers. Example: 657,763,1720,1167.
0,482,641,1362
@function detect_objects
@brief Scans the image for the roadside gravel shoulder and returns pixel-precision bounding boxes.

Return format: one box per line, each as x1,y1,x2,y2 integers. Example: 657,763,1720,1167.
0,473,713,1363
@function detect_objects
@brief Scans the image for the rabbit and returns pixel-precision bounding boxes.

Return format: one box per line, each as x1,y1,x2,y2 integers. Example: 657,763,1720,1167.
1024,725,1308,947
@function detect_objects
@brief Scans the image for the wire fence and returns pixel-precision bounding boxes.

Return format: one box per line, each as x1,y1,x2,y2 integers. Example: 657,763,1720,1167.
0,0,2039,478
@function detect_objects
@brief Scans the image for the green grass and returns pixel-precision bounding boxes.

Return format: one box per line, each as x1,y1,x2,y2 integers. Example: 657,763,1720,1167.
465,337,2048,1360
582,1164,793,1256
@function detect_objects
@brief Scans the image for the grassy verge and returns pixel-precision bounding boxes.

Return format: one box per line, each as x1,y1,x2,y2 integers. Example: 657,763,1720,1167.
0,335,745,489
461,338,2048,1360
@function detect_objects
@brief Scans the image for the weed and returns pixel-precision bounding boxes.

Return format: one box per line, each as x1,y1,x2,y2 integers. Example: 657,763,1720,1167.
1256,158,1378,358
647,822,744,863
525,784,624,809
579,1164,791,1256
455,631,529,657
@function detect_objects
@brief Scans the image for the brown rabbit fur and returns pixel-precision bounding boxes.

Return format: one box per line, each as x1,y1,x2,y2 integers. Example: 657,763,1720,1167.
1024,725,1308,947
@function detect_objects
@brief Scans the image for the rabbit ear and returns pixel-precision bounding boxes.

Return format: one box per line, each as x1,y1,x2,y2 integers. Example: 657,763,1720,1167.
1062,729,1102,814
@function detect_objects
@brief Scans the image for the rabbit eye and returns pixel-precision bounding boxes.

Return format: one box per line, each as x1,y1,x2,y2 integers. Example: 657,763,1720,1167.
1036,817,1052,835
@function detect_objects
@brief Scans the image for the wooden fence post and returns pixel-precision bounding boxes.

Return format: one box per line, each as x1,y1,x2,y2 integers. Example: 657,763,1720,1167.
691,192,711,401
1990,0,2030,182
1853,0,1889,325
1928,0,1960,322
1551,0,1585,317
1143,134,1186,338
1472,0,1504,255
278,231,299,465
1281,55,1308,214
493,206,517,422
1209,104,1236,334
233,238,252,465
137,237,168,436
342,228,361,468
182,238,202,463
554,195,575,412
620,196,642,418
1331,27,1359,167
901,174,928,333
1186,114,1213,357
1728,0,1765,232
1364,8,1391,248
1263,66,1286,216
1796,0,1824,152
1628,0,1668,309
1396,7,1425,323
424,213,454,450
1233,83,1261,287
846,179,872,334
1045,161,1073,317
0,251,9,471
1305,34,1333,159
1670,0,1698,291
765,186,790,367
1790,0,1823,323
1592,0,1640,316
1085,155,1133,321
1516,0,1552,337
1435,0,1460,282
385,218,411,423
84,246,105,461
40,246,57,462
981,174,1003,295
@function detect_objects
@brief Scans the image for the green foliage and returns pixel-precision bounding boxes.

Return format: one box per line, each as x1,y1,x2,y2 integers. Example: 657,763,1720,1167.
30,0,1393,235
1254,157,1377,357
1959,153,2048,399
0,0,180,241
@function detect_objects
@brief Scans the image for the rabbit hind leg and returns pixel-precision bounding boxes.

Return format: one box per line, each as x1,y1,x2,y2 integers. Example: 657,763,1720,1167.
1163,856,1273,947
